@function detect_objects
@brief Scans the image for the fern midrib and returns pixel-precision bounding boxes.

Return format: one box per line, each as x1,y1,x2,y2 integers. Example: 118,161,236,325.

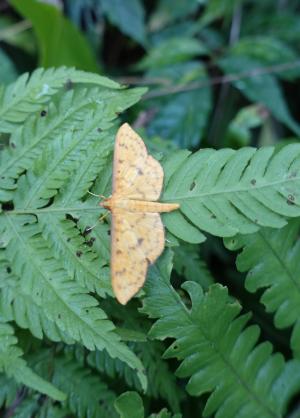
23,130,112,209
158,279,280,417
258,230,300,294
5,214,118,348
44,215,102,285
9,206,102,214
165,175,300,201
60,149,107,205
0,100,94,178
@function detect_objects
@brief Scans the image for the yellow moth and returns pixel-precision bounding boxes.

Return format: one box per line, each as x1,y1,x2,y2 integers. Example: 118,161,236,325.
101,123,179,304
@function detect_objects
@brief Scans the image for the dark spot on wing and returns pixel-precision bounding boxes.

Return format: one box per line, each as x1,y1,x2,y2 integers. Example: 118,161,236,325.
40,110,47,117
76,250,83,257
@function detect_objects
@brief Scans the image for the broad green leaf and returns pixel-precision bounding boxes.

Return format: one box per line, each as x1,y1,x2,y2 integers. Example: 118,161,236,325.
147,62,212,148
0,48,17,84
200,0,242,26
225,104,267,147
100,0,146,46
11,0,99,71
115,392,144,418
219,56,300,135
138,38,207,70
150,0,202,27
230,36,300,80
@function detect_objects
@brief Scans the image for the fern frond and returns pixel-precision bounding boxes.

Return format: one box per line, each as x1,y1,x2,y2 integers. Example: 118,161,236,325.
0,85,144,201
0,66,122,129
162,144,300,239
0,255,74,342
0,319,65,401
39,215,111,297
173,243,214,290
88,340,182,411
141,251,300,418
13,129,112,209
36,403,71,418
54,139,112,206
12,396,40,418
225,219,300,356
0,214,146,388
0,374,18,408
52,357,117,418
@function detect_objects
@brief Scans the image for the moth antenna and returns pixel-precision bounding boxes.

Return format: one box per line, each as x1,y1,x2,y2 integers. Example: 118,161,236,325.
85,212,109,233
85,223,97,233
87,191,106,199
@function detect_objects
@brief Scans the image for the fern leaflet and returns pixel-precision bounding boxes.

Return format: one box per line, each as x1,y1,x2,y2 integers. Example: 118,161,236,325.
141,251,300,418
225,219,300,356
0,319,65,401
162,144,300,239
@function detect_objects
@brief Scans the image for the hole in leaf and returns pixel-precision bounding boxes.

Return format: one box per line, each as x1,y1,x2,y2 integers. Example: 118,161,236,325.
189,181,196,191
64,79,73,90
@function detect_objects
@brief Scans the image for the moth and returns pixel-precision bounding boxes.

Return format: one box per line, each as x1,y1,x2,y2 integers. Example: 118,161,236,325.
101,123,179,304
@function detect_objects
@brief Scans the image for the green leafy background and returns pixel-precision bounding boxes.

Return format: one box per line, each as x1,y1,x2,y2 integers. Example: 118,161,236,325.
1,1,300,417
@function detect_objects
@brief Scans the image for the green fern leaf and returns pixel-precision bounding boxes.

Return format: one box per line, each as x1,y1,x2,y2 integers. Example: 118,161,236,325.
88,340,182,411
0,319,66,401
173,243,214,290
39,215,111,297
0,214,146,389
141,251,300,418
0,374,18,408
13,129,112,210
225,219,300,356
162,144,300,238
12,396,40,418
0,85,145,202
0,254,74,342
0,66,123,129
52,357,117,418
36,403,71,418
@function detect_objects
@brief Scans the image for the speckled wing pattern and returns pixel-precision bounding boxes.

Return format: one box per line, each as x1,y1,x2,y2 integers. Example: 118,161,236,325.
110,124,169,304
111,211,164,305
112,123,163,200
